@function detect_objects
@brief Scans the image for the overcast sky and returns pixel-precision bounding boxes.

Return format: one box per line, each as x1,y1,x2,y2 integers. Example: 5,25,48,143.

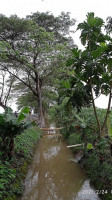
0,0,112,111
1,0,112,46
0,0,112,20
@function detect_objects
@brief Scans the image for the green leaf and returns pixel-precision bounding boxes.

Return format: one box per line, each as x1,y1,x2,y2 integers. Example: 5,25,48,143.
107,116,112,137
72,48,81,58
87,143,93,149
74,113,84,123
100,42,107,47
61,80,71,89
0,115,4,125
31,121,36,126
17,113,26,122
92,45,108,59
5,107,13,114
21,106,30,114
66,59,74,66
107,58,112,72
0,183,5,189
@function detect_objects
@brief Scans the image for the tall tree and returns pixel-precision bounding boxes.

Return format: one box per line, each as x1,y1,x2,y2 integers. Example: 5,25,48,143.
0,14,74,127
27,11,76,46
64,13,112,136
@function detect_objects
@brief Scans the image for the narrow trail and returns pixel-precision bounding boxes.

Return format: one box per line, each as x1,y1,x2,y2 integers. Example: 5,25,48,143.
21,124,100,200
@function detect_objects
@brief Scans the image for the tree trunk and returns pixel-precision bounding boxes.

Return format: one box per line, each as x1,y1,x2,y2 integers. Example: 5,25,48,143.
38,89,45,128
36,75,45,128
101,81,112,134
0,97,7,109
90,78,101,137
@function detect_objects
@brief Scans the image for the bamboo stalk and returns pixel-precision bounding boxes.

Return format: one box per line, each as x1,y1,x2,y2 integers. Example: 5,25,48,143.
40,128,63,131
67,144,83,148
43,133,62,136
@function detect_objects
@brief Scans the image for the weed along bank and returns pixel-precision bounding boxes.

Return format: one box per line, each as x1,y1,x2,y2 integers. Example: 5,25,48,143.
58,107,112,200
0,107,42,200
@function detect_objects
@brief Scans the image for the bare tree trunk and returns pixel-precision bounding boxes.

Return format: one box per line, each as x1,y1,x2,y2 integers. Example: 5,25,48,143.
90,78,101,137
38,88,45,128
0,97,7,109
36,75,45,128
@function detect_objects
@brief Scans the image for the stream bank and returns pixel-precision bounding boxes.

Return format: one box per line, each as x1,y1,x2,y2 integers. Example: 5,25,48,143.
61,125,112,200
20,124,100,200
1,127,42,200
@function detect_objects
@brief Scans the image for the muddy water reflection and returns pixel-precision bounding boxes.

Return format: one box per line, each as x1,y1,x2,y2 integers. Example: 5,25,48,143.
21,134,100,200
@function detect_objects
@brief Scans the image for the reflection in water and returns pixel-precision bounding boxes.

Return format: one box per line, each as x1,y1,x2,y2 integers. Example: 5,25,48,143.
21,132,100,200
43,145,61,160
76,180,100,200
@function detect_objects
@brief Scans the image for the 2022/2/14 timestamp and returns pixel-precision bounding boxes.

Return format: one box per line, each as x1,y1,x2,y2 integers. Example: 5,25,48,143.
82,189,108,194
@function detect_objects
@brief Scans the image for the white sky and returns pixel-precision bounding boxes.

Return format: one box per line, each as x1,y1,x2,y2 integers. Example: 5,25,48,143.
0,0,112,111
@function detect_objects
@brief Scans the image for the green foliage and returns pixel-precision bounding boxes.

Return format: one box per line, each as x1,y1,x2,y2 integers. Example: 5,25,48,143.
27,11,75,44
68,133,83,152
0,12,74,126
0,126,42,199
63,12,112,136
87,143,93,149
0,106,30,138
0,161,16,198
61,80,71,89
0,108,24,139
68,133,82,145
107,113,112,138
0,106,31,160
61,105,112,200
15,127,42,159
77,12,104,47
17,106,30,122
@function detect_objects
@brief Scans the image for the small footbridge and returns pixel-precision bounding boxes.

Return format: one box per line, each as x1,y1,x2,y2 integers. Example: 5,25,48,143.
40,127,63,135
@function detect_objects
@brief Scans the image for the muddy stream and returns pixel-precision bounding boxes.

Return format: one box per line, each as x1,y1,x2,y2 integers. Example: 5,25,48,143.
21,124,100,200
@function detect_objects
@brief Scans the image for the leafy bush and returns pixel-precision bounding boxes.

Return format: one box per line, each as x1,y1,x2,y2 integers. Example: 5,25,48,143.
15,126,42,160
0,106,31,160
68,132,83,152
0,161,16,199
59,106,112,200
0,126,42,199
68,133,82,145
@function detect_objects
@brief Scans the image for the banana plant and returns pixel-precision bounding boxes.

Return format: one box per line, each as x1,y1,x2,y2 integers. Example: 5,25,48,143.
0,106,31,159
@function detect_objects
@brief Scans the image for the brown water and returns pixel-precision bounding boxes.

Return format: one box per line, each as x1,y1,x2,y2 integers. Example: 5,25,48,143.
21,127,100,200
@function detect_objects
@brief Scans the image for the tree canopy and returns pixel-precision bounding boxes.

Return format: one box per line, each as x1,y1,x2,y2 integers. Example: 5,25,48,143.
0,12,75,127
59,12,112,136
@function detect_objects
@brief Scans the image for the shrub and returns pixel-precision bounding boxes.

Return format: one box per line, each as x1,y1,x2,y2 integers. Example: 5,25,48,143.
0,126,42,199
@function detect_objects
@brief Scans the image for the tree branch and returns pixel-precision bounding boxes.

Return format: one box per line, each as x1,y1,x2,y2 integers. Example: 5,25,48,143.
4,76,15,106
2,66,37,97
0,73,5,100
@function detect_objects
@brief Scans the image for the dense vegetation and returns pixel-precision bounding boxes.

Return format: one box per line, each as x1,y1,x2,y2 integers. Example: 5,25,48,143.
0,10,112,200
0,12,75,127
0,111,42,199
0,11,75,199
49,104,112,199
49,12,112,200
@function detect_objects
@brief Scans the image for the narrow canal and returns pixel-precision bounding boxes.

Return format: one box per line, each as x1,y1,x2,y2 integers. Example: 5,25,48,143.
21,126,100,200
